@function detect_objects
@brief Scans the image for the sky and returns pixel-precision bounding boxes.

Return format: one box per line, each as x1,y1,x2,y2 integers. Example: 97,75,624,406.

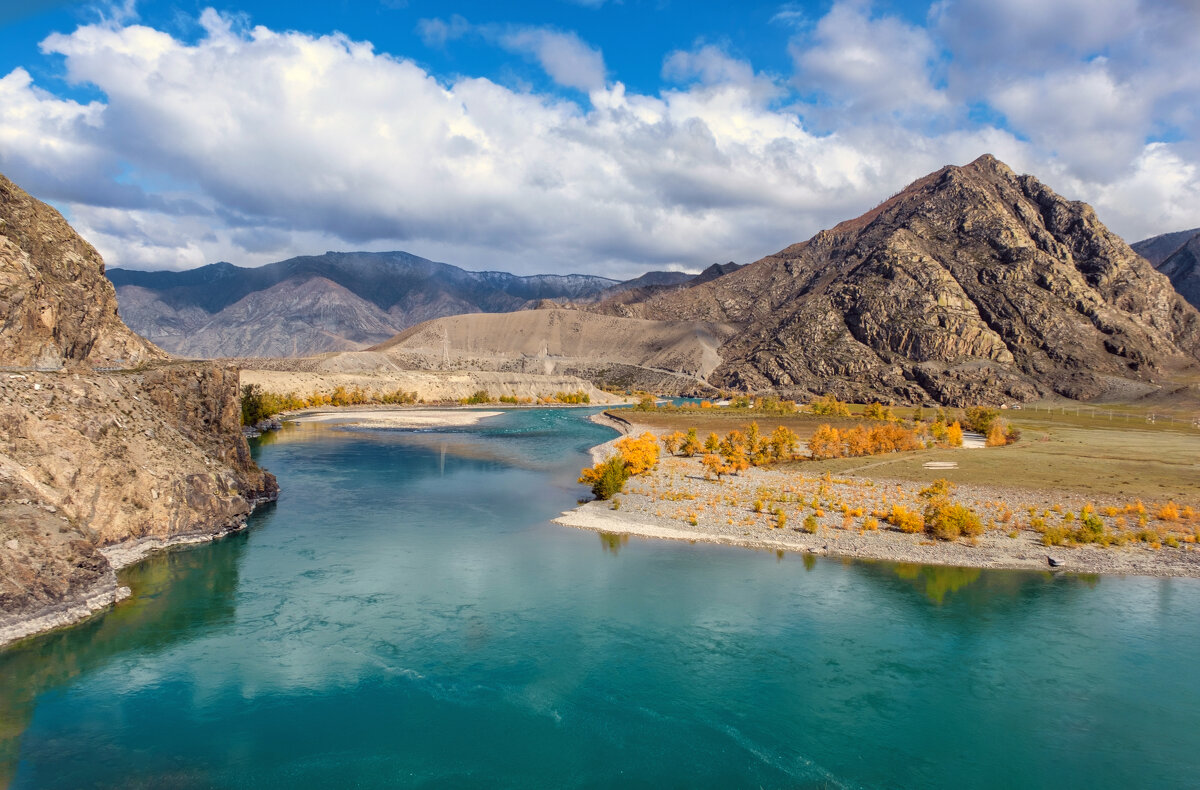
1,0,1198,277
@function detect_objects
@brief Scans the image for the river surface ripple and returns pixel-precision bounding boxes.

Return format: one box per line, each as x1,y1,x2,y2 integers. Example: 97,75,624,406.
2,408,1198,789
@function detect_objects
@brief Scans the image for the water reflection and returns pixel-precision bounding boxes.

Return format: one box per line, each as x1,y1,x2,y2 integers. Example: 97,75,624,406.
0,535,248,786
598,532,629,555
892,563,983,604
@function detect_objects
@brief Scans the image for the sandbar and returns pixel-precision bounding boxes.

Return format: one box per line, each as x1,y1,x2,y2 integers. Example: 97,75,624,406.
290,408,504,429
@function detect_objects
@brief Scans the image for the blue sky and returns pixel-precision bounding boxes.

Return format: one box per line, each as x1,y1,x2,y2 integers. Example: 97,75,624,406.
1,0,1197,276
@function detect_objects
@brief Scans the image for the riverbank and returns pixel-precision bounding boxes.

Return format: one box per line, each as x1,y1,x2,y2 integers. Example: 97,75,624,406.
556,414,1200,578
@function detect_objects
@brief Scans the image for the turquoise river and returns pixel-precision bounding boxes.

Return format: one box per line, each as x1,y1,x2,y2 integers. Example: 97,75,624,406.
2,408,1199,788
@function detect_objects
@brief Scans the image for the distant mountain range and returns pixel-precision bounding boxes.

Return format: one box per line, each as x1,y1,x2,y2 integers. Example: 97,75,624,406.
1133,228,1200,310
107,252,731,358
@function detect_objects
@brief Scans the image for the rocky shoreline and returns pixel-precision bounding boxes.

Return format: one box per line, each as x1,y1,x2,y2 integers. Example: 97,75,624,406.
558,414,1200,579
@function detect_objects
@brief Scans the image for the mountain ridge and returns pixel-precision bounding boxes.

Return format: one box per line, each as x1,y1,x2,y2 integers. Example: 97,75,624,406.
1133,228,1200,311
590,154,1200,404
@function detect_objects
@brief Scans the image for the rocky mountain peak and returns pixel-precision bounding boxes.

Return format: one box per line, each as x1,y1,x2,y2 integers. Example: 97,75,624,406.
626,155,1200,404
0,174,164,370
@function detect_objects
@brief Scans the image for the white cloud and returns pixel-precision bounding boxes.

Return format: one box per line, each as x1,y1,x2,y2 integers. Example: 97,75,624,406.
792,1,948,119
416,15,469,48
0,5,1197,277
494,27,606,92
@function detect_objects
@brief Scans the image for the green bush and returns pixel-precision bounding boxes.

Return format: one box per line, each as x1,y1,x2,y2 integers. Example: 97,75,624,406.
240,384,267,426
964,406,1000,435
587,456,630,500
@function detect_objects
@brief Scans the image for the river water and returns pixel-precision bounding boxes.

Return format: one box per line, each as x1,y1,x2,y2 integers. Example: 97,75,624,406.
2,408,1198,788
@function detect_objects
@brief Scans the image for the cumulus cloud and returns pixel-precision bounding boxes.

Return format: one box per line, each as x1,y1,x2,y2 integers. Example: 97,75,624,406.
792,1,948,120
0,3,1196,276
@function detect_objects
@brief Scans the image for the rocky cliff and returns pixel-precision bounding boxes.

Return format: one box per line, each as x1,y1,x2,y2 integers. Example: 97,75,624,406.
619,155,1200,404
0,174,164,370
0,174,276,648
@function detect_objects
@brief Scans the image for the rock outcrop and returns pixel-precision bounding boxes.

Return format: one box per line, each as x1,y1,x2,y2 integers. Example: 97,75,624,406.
617,155,1200,404
0,174,276,648
1133,228,1200,311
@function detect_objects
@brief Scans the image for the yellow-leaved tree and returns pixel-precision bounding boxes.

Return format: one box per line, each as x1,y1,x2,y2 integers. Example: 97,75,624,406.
807,425,844,460
615,432,661,475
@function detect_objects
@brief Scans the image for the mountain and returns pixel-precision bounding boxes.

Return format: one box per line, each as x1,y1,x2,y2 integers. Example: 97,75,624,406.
0,172,276,647
372,307,736,392
1133,228,1200,310
107,252,620,358
0,175,163,370
602,155,1200,404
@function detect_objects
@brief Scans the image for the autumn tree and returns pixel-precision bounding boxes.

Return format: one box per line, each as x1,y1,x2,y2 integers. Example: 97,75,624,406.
704,432,721,454
745,422,763,463
807,424,843,460
863,402,894,421
681,427,702,457
701,452,730,481
810,394,851,416
661,431,685,456
615,432,660,475
844,425,872,456
768,426,799,461
946,421,964,447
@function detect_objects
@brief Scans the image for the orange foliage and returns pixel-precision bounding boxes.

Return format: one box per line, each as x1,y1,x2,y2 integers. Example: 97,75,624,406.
808,425,844,460
615,432,661,476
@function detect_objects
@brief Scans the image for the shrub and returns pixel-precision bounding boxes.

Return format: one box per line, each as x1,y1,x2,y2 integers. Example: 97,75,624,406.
887,504,925,533
462,390,491,405
240,384,267,425
803,514,819,533
924,500,983,540
1157,502,1181,521
985,421,1009,447
1042,526,1070,546
579,456,630,500
965,406,1000,434
919,478,953,500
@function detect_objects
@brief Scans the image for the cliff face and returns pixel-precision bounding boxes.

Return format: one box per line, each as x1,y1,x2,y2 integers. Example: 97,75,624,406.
0,174,276,647
0,174,164,369
626,155,1200,404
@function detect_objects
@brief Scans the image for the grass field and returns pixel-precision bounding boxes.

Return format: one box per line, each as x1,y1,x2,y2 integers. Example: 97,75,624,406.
611,405,1200,505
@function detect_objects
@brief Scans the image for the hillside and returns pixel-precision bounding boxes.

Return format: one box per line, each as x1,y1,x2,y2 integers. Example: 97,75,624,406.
0,173,277,647
615,155,1200,404
107,252,621,357
1133,228,1200,310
